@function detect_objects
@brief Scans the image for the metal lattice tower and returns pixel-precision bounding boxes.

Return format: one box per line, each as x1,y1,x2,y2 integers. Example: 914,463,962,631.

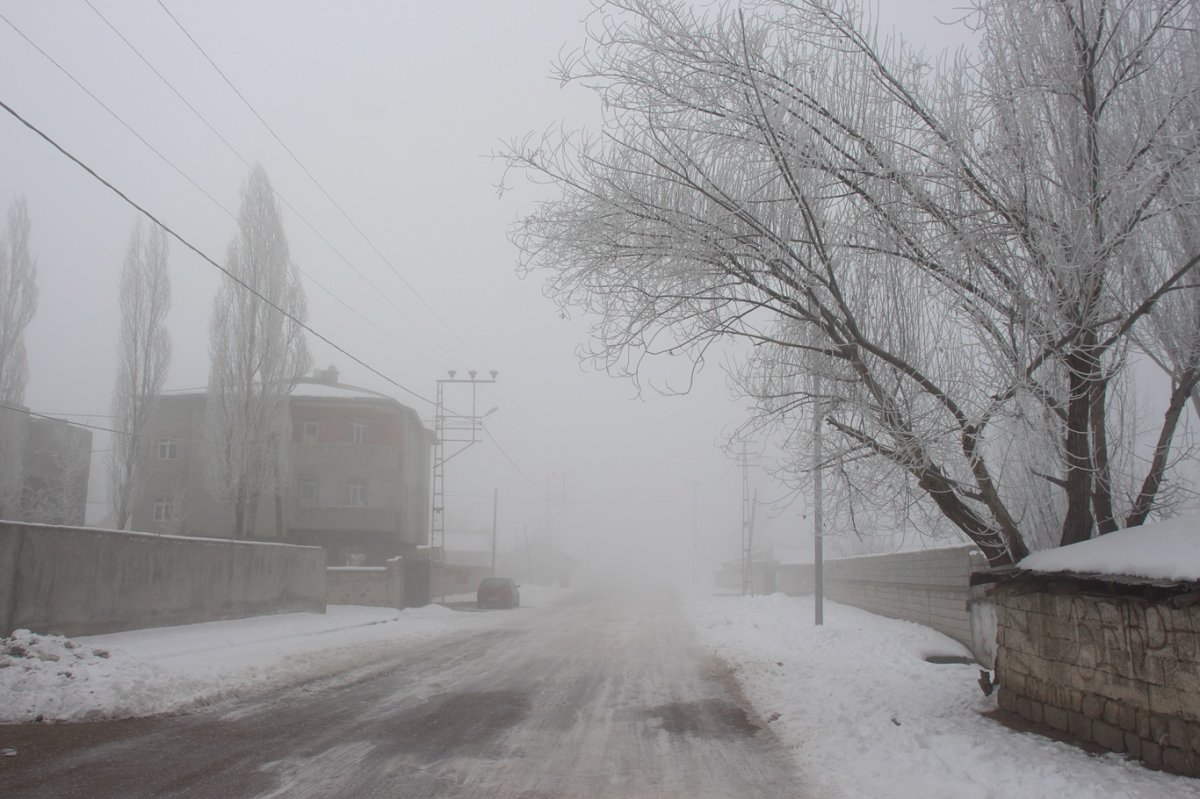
430,370,497,557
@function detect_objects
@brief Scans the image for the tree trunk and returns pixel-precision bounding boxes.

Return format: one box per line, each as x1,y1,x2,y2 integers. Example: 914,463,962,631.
1060,348,1097,546
1127,369,1199,527
1090,378,1118,534
245,492,259,540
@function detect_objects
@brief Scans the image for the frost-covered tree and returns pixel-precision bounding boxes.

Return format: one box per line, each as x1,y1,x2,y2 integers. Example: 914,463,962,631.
108,218,172,530
206,165,310,539
0,197,37,519
504,0,1200,563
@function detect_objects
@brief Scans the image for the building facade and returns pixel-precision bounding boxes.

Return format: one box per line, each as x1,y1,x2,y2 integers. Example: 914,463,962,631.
129,368,434,565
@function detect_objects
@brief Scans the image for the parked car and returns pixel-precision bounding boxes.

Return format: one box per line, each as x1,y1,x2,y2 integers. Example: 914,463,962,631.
477,577,520,609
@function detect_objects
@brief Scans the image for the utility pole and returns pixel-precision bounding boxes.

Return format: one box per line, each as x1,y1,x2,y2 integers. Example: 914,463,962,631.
748,489,759,595
491,488,498,577
813,377,825,626
545,471,572,548
431,369,497,559
523,523,532,581
739,441,756,596
685,478,701,588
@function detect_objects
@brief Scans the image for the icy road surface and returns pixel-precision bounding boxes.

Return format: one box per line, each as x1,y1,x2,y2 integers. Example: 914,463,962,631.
2,586,800,798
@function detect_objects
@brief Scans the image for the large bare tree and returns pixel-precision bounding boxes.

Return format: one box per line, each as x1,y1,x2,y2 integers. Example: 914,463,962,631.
206,164,310,540
0,197,37,520
504,0,1200,564
108,218,172,530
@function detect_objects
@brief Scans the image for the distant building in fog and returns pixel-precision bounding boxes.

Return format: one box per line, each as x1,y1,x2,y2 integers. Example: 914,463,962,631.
15,413,93,526
129,366,435,565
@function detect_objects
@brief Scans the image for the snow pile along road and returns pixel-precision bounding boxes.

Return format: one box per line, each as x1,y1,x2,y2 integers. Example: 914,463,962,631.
1,628,173,723
686,593,1199,799
0,597,538,725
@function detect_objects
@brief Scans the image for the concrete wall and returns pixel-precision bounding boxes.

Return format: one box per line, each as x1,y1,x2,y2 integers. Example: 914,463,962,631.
326,561,404,608
1,522,325,638
818,545,989,657
994,579,1200,776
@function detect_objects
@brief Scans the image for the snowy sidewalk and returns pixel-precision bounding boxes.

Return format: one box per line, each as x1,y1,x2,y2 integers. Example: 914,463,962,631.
1,590,556,725
685,593,1200,799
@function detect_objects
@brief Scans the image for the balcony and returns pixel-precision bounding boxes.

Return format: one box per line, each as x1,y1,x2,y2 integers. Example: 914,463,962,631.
290,505,400,533
292,443,401,472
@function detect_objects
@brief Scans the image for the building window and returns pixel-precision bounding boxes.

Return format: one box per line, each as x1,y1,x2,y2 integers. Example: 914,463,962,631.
299,478,318,506
349,418,367,445
153,497,175,522
303,421,319,443
346,478,368,507
157,438,178,460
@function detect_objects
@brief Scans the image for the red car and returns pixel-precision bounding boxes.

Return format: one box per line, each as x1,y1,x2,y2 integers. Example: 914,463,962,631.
477,577,521,609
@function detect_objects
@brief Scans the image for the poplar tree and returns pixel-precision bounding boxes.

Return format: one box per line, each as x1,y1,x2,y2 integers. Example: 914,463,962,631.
205,165,310,539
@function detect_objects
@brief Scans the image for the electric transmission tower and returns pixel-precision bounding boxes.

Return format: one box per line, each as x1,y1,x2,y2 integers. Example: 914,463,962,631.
431,369,497,558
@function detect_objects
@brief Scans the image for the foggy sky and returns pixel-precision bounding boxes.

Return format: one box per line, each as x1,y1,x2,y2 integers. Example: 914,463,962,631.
1,0,978,577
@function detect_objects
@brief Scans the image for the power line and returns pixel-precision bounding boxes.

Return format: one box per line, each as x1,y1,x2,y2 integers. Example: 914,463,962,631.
32,4,445,369
0,9,235,218
0,97,439,409
155,0,493,369
0,401,196,442
3,9,429,365
483,427,544,494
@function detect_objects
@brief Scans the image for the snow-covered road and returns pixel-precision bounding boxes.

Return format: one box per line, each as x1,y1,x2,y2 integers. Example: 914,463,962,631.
5,586,1196,798
2,586,796,798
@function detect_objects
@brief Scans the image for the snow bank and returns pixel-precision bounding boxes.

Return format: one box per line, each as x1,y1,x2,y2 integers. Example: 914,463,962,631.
1,587,568,725
1020,514,1200,582
686,593,1198,799
0,605,489,724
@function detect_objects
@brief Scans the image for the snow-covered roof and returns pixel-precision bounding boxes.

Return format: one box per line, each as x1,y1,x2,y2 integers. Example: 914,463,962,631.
289,380,396,402
1019,514,1200,583
159,381,401,404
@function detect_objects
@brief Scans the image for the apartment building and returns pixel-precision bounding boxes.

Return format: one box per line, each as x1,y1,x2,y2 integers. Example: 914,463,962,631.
130,367,434,565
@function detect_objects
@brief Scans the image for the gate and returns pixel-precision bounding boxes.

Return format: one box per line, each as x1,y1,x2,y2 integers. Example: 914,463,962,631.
403,555,432,608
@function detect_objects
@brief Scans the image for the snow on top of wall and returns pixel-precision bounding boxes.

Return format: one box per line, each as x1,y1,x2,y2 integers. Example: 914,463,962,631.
1020,514,1200,582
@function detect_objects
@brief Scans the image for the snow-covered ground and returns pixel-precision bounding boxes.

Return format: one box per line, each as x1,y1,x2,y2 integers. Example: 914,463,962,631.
685,593,1199,799
0,587,560,725
5,585,1197,797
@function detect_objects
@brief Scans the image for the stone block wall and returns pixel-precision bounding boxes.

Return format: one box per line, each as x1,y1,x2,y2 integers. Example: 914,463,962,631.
994,581,1200,776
